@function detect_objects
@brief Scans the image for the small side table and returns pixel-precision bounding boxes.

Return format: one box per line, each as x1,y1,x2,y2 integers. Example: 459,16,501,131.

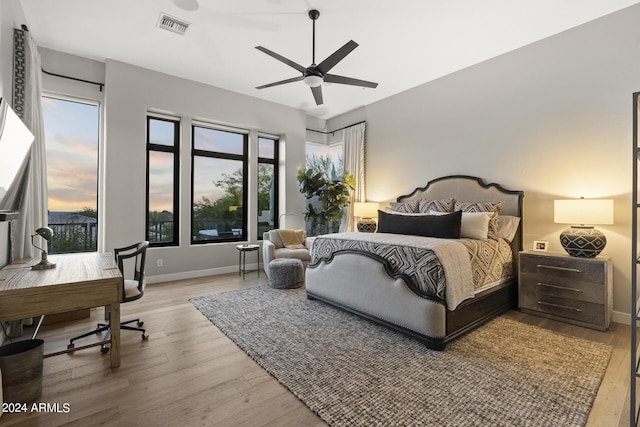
236,244,260,279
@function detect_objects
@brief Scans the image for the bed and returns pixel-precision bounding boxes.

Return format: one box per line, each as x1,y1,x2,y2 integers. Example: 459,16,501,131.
306,175,524,350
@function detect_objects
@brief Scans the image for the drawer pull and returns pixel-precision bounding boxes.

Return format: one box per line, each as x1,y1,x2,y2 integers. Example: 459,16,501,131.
537,300,582,312
536,264,582,273
537,282,583,292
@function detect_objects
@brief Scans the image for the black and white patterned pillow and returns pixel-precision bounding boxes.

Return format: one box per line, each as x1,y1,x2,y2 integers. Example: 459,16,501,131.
455,201,504,240
418,198,456,213
389,200,419,213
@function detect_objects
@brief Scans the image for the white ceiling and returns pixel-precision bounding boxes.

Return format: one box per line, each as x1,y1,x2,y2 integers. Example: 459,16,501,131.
19,0,640,120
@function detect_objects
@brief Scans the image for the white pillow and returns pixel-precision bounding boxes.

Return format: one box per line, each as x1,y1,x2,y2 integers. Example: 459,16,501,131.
497,215,521,243
460,212,492,241
429,210,491,241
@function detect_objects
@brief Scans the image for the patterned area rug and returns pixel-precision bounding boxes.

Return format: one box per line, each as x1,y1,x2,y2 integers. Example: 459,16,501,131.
191,286,612,427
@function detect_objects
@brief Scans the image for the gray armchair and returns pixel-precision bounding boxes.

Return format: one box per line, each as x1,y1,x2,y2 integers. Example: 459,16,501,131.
262,229,314,278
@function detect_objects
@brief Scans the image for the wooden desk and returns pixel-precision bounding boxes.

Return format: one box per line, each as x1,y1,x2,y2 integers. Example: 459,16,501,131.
0,252,123,368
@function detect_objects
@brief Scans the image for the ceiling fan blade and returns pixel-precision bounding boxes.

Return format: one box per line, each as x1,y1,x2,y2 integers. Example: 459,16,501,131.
255,46,307,74
311,85,323,105
256,76,304,89
315,40,359,75
324,74,378,88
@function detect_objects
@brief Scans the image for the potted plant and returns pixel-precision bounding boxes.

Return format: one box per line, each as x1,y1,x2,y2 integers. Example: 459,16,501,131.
297,168,355,235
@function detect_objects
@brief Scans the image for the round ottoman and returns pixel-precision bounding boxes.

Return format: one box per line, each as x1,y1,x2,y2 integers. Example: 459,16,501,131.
268,258,304,289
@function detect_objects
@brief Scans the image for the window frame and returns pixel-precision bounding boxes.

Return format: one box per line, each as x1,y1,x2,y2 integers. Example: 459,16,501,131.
191,122,248,244
257,135,279,240
146,114,180,247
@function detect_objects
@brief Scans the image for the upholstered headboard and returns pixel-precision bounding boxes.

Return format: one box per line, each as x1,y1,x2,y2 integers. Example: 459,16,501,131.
396,175,524,257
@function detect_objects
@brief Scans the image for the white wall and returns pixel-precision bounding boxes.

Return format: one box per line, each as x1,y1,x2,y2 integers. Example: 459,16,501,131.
103,60,307,281
328,5,640,318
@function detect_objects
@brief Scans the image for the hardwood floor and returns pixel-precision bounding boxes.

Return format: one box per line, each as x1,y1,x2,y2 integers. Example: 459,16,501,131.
0,271,631,426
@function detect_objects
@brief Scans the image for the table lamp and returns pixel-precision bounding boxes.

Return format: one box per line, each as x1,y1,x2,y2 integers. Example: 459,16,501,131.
554,198,613,258
354,202,379,232
31,226,56,270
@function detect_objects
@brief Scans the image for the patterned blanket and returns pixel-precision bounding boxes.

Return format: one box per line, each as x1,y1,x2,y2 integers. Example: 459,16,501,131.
310,232,513,310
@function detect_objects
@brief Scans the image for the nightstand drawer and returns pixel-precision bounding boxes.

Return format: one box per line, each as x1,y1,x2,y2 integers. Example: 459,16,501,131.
520,255,604,287
520,274,604,304
520,295,605,325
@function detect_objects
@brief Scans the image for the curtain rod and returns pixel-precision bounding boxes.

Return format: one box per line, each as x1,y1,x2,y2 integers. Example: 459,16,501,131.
41,68,105,92
306,120,365,136
20,24,105,92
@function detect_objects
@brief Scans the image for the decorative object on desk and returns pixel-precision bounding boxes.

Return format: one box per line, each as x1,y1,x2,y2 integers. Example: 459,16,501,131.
554,198,614,258
353,202,379,232
31,226,56,270
533,240,548,252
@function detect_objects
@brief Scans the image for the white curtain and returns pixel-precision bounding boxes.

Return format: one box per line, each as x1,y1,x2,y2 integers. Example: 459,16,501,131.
0,29,48,260
340,122,366,232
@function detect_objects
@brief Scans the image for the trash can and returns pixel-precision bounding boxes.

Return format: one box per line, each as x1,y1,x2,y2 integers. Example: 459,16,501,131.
0,339,44,404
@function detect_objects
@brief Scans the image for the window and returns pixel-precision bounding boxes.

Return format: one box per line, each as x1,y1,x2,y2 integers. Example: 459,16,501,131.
191,124,247,243
304,141,344,235
42,96,100,254
257,136,278,239
305,141,343,179
146,115,180,246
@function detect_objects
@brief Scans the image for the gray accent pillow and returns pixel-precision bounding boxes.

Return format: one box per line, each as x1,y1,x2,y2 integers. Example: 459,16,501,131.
388,200,419,213
418,198,456,213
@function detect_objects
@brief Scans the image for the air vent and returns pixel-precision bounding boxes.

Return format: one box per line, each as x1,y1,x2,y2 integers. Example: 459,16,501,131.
157,13,190,35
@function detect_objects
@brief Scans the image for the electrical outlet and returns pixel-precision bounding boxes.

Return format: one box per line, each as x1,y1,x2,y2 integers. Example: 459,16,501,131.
157,259,163,267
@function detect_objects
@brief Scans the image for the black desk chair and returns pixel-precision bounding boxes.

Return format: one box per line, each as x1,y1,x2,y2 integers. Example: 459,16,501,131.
68,241,150,353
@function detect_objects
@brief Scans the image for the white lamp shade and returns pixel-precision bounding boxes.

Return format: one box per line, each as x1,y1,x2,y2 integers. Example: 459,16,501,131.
353,202,379,218
554,199,614,225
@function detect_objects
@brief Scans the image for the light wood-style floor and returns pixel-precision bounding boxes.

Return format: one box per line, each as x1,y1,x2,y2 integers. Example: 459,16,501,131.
0,271,632,426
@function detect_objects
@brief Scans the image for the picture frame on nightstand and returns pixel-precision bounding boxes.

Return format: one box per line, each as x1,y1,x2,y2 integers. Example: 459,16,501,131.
533,240,548,251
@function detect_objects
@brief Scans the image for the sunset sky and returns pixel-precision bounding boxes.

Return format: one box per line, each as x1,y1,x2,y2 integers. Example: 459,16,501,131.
42,96,99,213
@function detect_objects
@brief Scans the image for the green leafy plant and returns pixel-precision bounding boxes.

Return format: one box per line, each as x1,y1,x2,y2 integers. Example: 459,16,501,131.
297,168,355,235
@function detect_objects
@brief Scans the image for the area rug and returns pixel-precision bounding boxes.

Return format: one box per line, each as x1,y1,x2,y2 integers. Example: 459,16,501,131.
191,286,612,427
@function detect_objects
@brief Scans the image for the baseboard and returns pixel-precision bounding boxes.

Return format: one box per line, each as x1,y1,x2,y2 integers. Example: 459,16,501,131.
612,310,632,326
145,263,262,284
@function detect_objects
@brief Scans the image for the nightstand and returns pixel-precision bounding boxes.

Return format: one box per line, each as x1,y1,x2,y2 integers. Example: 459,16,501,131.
518,250,612,331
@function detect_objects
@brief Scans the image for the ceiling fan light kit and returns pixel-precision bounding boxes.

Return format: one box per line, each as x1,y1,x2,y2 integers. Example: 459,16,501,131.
255,9,378,105
303,75,323,87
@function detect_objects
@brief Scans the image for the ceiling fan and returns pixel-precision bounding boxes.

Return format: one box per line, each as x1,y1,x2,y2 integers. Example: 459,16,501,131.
255,9,378,106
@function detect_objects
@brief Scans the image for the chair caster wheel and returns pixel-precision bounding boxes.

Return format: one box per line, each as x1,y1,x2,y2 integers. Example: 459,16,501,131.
142,333,149,340
100,346,110,354
137,321,144,327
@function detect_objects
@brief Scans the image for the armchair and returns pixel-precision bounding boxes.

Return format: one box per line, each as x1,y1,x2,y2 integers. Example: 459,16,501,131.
262,229,314,279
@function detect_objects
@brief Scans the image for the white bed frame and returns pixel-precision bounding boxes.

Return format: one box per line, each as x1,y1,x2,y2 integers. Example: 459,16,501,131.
306,175,524,350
